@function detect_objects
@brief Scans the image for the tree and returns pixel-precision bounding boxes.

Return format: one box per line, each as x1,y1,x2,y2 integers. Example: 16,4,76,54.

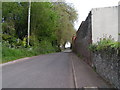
2,2,28,39
2,2,78,50
30,2,59,46
53,2,78,48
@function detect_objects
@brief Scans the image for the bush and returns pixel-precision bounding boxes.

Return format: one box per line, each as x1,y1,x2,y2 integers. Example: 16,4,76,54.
2,34,23,48
89,44,97,52
89,37,120,52
2,34,12,41
33,40,56,54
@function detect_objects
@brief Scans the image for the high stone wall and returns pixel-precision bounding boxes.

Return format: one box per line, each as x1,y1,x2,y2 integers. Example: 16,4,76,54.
72,4,120,89
73,12,92,66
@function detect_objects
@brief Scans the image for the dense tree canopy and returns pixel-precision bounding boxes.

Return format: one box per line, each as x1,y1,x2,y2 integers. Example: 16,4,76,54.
54,2,78,47
2,2,28,39
30,2,59,46
2,2,78,49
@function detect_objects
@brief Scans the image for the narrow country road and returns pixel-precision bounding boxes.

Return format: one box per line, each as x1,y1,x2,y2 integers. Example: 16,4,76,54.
2,51,111,88
2,52,74,88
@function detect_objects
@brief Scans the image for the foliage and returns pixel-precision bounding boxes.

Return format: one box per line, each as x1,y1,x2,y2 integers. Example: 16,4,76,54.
89,44,97,52
2,34,23,48
2,34,12,40
2,46,30,63
54,2,78,47
2,41,56,63
2,2,78,63
2,2,78,48
30,2,59,45
32,40,56,54
2,2,28,39
89,37,120,52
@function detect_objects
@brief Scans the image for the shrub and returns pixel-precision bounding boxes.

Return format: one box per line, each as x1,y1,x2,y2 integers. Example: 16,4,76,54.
89,44,97,52
2,34,11,41
33,40,56,54
89,37,120,52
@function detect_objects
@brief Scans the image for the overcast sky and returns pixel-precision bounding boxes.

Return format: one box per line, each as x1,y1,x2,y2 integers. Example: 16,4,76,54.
65,0,120,30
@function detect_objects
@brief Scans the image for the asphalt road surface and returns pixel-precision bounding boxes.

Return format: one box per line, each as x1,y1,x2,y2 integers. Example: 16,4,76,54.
2,52,74,88
2,51,110,88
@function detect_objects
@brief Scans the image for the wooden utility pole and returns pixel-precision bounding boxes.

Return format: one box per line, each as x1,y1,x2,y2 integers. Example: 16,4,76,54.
27,0,31,46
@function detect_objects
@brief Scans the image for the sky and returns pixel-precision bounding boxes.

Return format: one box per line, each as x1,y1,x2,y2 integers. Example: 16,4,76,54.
65,0,120,30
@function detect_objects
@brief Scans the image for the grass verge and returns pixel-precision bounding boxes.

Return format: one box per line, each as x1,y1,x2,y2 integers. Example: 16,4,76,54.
2,46,58,63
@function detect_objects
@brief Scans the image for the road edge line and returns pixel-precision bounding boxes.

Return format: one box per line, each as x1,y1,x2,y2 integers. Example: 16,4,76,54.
71,55,78,88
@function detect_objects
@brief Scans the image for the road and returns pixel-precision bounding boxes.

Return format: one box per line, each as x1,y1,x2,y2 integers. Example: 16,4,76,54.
2,51,111,88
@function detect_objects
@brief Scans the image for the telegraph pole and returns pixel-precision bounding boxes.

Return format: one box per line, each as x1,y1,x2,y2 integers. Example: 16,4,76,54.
27,0,31,46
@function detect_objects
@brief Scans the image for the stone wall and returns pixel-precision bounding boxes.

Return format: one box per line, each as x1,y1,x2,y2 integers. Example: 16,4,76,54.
72,12,92,66
72,4,120,89
92,50,120,89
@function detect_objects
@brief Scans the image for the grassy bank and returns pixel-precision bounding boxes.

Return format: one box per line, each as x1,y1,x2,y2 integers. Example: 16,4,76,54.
2,42,60,63
2,47,57,63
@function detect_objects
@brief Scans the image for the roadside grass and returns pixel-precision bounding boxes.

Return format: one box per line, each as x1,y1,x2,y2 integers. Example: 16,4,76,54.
2,46,58,63
2,47,34,63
